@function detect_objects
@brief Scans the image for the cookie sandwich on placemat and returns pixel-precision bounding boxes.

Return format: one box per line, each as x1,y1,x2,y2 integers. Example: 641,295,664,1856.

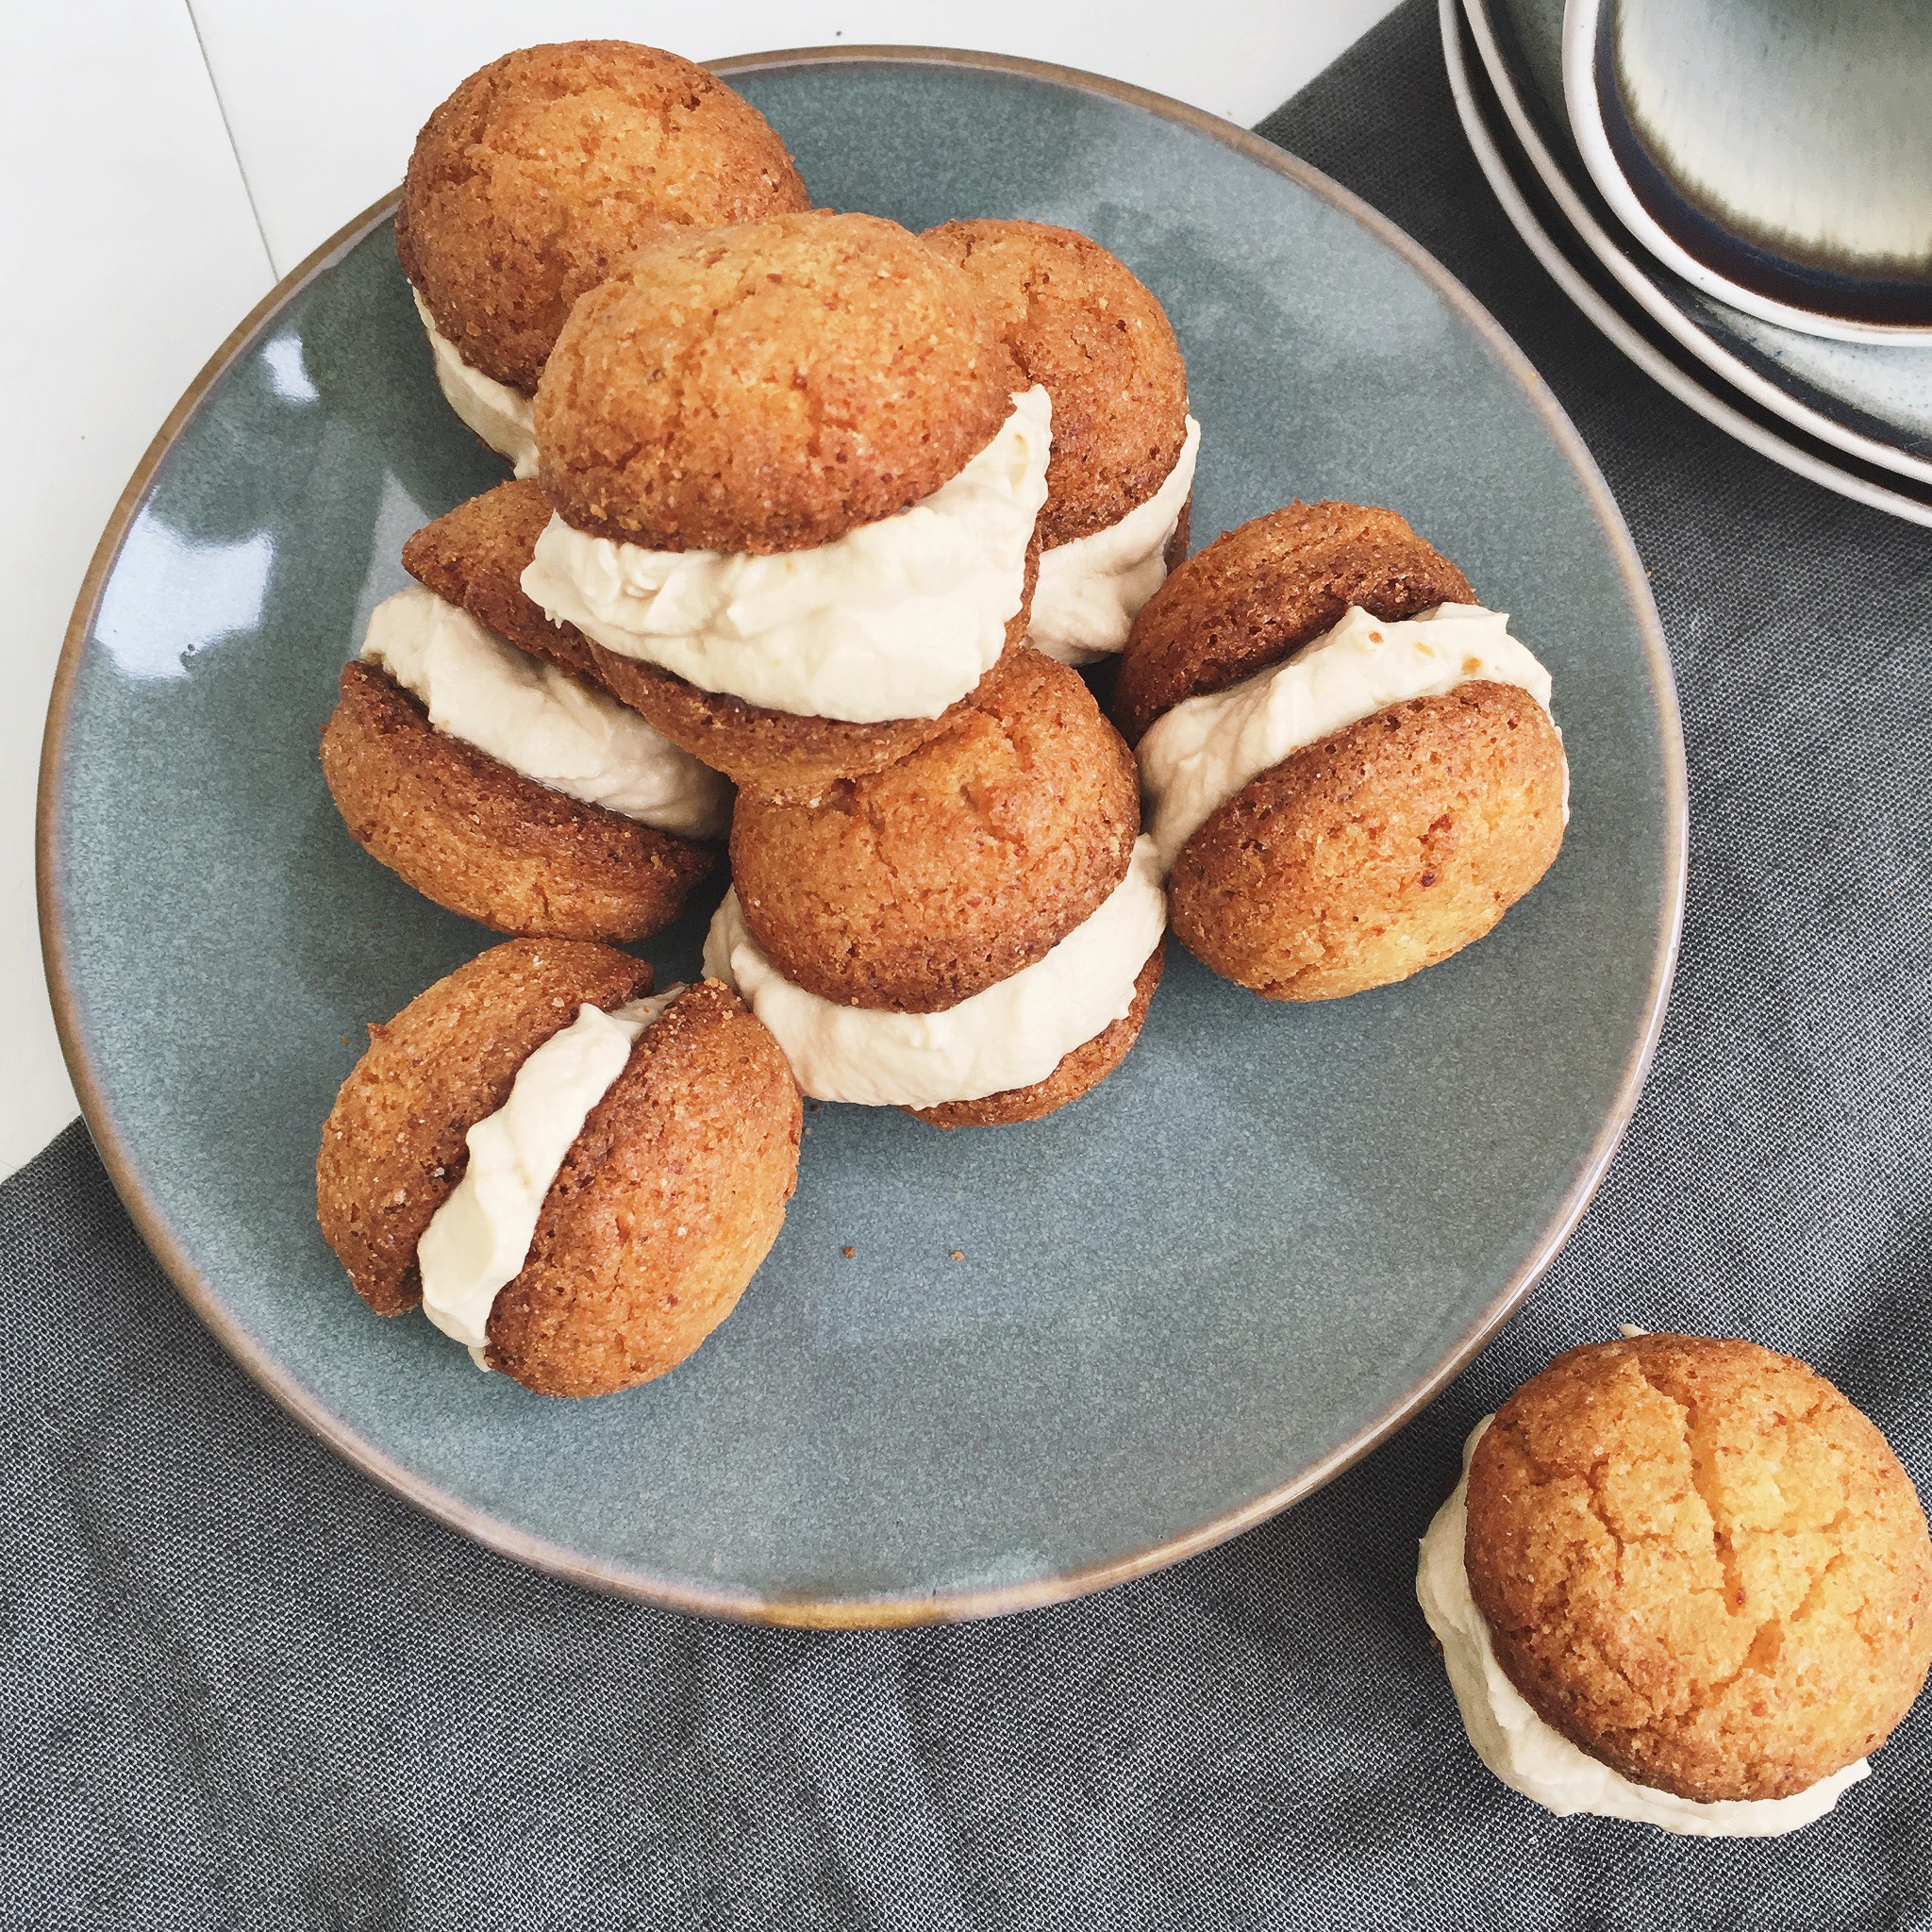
318,940,801,1396
924,218,1199,668
519,210,1053,801
1419,1333,1932,1835
396,40,809,476
1127,503,1567,1000
708,649,1166,1126
321,491,728,943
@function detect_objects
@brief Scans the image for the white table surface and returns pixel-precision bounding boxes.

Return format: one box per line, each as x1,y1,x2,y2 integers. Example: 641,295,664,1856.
3,0,1395,1181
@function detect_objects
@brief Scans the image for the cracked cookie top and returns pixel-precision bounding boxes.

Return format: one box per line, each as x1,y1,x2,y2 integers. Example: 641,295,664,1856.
1464,1334,1932,1803
726,647,1140,1011
532,211,1018,553
397,42,809,394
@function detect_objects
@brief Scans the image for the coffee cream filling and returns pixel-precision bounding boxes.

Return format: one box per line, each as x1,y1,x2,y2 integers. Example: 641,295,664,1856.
520,388,1054,724
702,835,1166,1108
1137,602,1559,874
411,289,539,479
1417,1418,1870,1837
1028,415,1201,666
360,585,730,841
418,990,683,1363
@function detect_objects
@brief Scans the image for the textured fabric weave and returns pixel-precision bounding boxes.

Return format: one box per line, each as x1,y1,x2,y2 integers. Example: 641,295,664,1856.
8,5,1931,1923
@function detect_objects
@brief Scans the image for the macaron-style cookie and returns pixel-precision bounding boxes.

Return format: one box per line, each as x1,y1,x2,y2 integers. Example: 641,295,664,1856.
1130,504,1567,1002
397,41,808,471
321,512,729,941
715,644,1159,1124
924,218,1197,664
728,647,1141,1010
414,478,1041,802
1420,1334,1932,1829
520,213,1052,758
318,941,802,1397
321,656,718,942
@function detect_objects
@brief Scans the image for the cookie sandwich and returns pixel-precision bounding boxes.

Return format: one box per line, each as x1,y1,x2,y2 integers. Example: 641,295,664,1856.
924,219,1198,666
397,41,809,475
1419,1334,1932,1835
708,649,1166,1125
519,210,1053,800
1126,503,1567,1000
317,940,801,1396
321,492,729,943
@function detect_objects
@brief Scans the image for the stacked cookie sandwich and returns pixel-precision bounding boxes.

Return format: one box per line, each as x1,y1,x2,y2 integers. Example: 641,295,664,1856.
319,940,800,1394
1126,503,1567,1000
397,41,809,476
517,208,1052,800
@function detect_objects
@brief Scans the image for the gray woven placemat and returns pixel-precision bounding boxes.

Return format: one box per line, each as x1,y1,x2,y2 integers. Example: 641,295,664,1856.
7,4,1930,1924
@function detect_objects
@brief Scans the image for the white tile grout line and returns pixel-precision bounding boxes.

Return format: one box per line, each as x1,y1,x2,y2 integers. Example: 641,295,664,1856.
183,0,281,277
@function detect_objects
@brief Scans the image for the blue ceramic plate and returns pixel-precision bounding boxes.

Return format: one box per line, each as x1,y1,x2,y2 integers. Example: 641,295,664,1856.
38,50,1684,1625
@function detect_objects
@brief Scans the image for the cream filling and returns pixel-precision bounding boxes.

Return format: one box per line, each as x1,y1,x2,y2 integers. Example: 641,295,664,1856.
703,836,1166,1108
520,388,1054,724
359,585,729,841
1028,415,1201,665
418,990,682,1362
1417,1419,1870,1837
1138,602,1559,874
411,289,539,478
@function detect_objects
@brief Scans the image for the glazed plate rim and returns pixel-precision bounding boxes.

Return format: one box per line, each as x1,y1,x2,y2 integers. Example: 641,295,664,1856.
36,45,1688,1627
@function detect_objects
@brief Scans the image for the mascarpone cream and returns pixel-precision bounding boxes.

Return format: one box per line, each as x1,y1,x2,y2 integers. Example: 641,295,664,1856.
418,989,683,1360
1139,602,1557,873
1028,415,1201,665
1417,1418,1869,1836
520,388,1054,724
703,836,1166,1108
411,289,539,478
360,585,729,841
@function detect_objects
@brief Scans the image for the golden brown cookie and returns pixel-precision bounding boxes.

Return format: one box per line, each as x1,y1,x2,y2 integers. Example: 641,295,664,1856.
911,942,1165,1127
486,979,802,1396
402,480,604,686
586,541,1041,801
1465,1335,1932,1803
1167,683,1566,1001
535,211,1017,553
922,219,1190,548
317,939,651,1315
396,42,809,393
730,647,1139,1009
1114,501,1474,743
321,660,715,942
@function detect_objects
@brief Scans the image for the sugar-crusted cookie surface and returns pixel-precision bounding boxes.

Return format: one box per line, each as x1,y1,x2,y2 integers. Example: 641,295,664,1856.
729,648,1140,1010
923,218,1190,548
486,979,802,1396
1465,1334,1932,1804
535,211,1016,553
316,940,651,1315
397,42,808,393
1114,501,1474,743
1167,682,1565,1001
322,661,714,943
